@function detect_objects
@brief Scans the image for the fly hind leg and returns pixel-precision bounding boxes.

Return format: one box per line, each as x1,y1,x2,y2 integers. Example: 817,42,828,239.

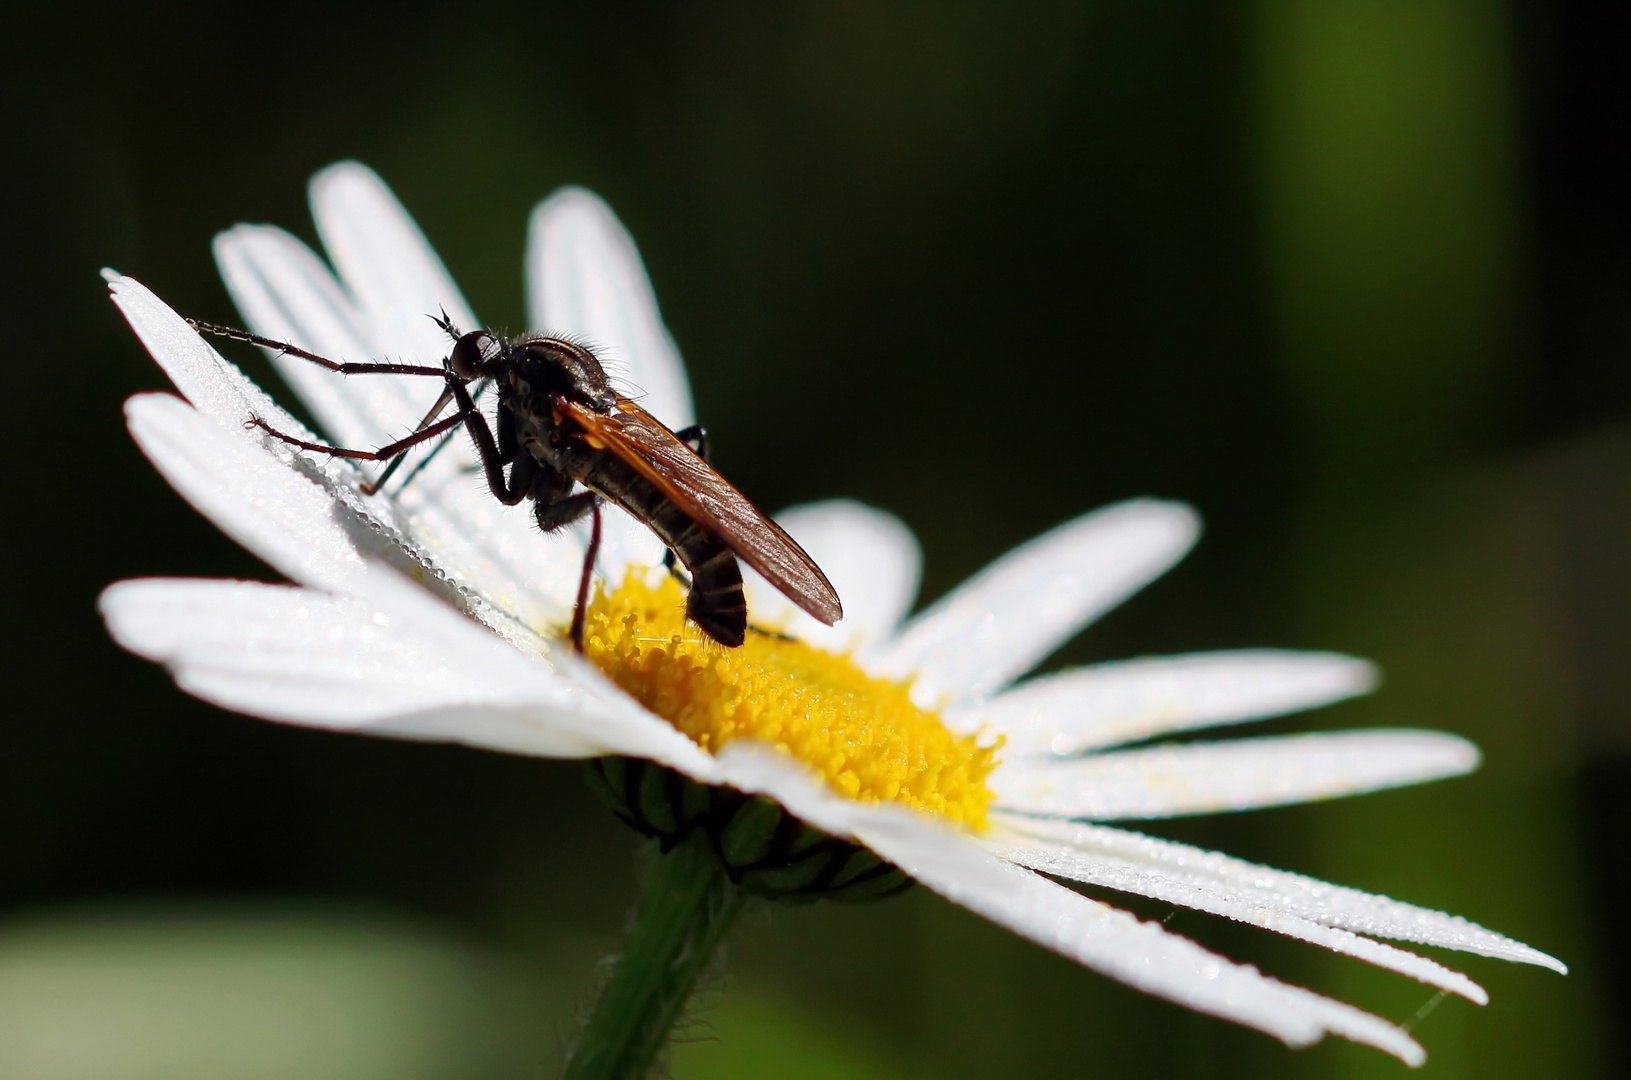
534,487,602,654
563,497,603,653
530,467,603,652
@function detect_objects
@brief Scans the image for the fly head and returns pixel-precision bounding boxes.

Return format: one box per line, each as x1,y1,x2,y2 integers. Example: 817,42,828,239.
448,331,506,381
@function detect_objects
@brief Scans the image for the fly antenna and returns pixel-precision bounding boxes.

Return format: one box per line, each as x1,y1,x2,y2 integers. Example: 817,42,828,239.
429,307,463,342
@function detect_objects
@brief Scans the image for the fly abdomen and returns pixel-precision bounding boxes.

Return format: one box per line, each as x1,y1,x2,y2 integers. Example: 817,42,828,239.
667,519,747,647
576,452,747,646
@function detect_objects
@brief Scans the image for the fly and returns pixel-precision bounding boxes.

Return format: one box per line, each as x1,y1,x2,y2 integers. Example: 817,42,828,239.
188,316,843,651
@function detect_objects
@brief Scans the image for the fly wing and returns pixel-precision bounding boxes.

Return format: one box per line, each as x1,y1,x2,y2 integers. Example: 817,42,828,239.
560,398,843,626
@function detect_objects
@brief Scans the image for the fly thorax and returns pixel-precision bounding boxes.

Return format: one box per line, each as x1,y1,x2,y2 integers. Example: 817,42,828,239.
506,394,561,464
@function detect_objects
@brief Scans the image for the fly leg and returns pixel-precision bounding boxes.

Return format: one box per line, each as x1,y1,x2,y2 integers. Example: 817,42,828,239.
188,321,449,378
191,319,466,492
570,500,604,654
531,464,604,653
248,407,467,462
536,491,603,653
662,550,690,587
363,307,481,495
444,378,529,506
363,381,491,496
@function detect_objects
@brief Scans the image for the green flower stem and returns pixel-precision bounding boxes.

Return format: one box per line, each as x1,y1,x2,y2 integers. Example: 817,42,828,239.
564,830,745,1080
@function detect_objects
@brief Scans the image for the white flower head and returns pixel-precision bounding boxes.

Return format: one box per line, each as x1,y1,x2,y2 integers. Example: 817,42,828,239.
100,162,1562,1068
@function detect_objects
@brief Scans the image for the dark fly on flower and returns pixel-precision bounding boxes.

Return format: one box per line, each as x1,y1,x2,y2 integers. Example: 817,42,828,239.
187,316,843,650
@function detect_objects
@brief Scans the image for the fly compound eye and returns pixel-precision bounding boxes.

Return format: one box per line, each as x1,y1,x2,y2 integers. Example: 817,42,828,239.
449,331,498,380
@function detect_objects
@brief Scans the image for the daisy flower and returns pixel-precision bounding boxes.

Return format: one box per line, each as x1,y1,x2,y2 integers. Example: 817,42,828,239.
99,162,1560,1072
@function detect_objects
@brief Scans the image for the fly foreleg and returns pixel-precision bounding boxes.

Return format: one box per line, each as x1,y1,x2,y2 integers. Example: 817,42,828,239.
248,408,466,462
443,380,532,507
189,320,447,378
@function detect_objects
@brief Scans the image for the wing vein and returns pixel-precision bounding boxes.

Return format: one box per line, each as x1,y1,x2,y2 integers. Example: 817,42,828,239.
560,398,842,625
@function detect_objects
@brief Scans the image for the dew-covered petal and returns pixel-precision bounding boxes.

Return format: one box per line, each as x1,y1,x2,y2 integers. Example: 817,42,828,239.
526,186,694,429
950,650,1378,755
708,744,1424,1065
871,500,1200,707
862,835,1426,1065
308,162,478,369
990,816,1566,973
109,273,315,440
214,223,418,452
991,730,1480,820
99,573,720,775
102,577,553,728
983,827,1486,1001
125,393,370,595
740,500,921,653
213,217,589,633
328,411,589,637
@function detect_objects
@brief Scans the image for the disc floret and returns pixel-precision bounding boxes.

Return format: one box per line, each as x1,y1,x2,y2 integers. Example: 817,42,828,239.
583,576,997,830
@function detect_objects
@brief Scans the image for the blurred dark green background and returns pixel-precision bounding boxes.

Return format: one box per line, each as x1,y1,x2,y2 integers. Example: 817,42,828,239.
2,2,1626,1077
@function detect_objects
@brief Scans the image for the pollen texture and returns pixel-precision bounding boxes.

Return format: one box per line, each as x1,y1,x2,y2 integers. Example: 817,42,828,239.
584,576,996,830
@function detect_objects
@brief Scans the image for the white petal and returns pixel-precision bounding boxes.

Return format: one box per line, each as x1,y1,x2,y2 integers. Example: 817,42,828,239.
99,573,719,776
872,500,1201,707
125,393,369,595
984,828,1486,1001
213,223,418,451
526,187,694,429
102,577,544,724
991,816,1567,973
951,650,1378,754
308,162,478,368
991,730,1480,820
740,500,921,653
122,391,546,655
708,744,1423,1065
108,272,406,593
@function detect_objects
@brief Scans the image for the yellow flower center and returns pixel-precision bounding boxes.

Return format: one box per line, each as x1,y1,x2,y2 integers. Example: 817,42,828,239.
583,576,996,830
